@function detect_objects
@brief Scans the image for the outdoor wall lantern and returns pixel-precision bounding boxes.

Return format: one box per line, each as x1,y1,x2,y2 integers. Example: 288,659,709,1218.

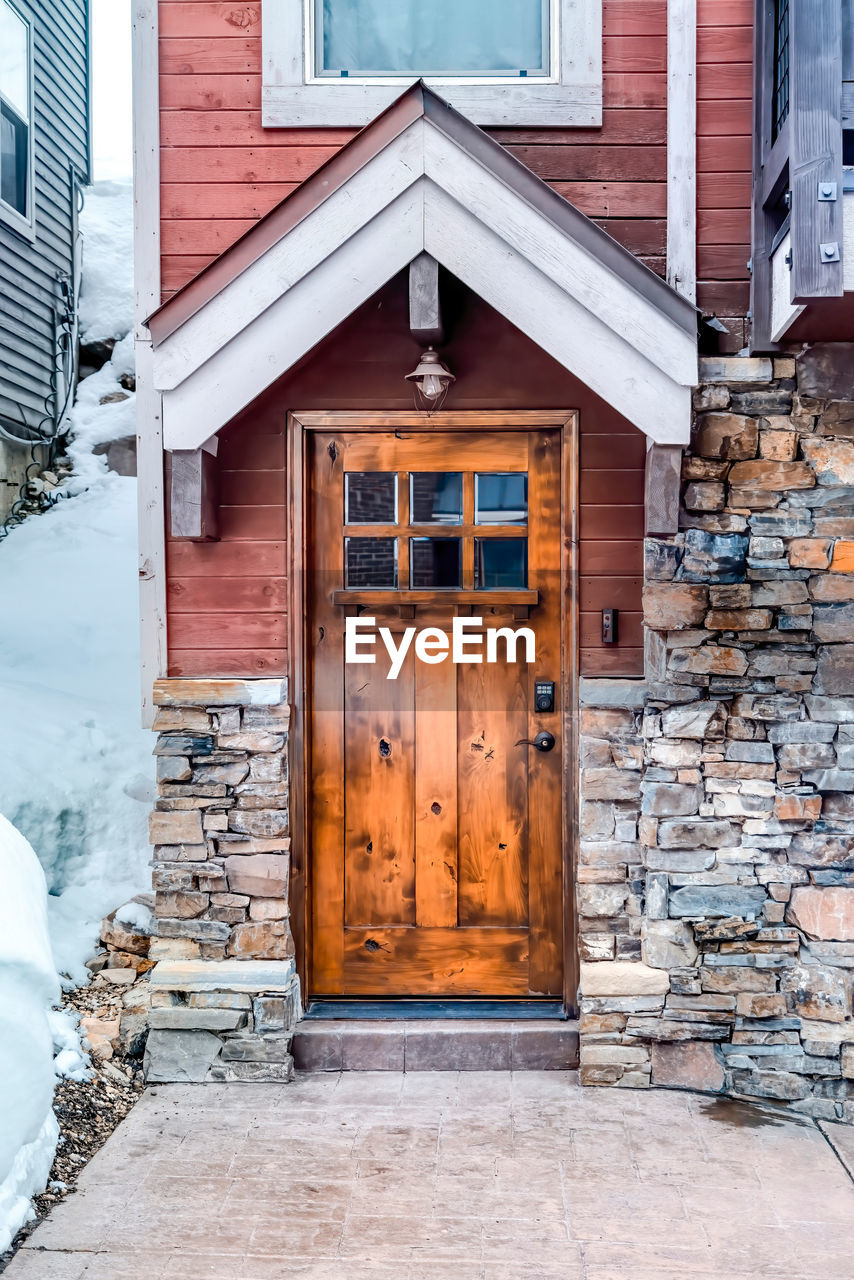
405,347,455,411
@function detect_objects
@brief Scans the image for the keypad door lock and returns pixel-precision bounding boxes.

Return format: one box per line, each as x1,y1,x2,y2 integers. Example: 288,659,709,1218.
535,681,555,712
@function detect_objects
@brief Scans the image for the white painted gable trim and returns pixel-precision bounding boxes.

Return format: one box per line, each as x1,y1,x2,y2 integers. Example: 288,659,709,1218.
152,118,697,449
161,193,425,446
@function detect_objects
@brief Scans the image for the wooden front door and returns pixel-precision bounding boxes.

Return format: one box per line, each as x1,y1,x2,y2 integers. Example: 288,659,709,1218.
306,420,566,999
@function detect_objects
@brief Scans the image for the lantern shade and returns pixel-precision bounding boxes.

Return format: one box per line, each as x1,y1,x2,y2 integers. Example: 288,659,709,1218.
405,347,455,410
405,349,454,390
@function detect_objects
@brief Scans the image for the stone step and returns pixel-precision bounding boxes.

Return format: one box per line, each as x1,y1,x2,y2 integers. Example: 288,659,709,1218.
292,1018,579,1072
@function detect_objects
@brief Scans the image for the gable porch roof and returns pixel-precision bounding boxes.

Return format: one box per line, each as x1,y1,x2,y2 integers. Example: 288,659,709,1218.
147,82,698,449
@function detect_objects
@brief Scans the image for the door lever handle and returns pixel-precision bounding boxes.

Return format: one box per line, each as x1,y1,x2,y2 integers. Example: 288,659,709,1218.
515,731,556,753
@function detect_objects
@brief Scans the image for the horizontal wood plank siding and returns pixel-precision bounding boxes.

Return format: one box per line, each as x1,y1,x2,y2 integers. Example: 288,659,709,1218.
0,0,90,437
158,0,669,296
164,278,646,680
696,0,753,348
154,0,756,680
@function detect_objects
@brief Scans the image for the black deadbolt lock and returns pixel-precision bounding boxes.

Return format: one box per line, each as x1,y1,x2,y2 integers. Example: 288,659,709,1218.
535,681,555,712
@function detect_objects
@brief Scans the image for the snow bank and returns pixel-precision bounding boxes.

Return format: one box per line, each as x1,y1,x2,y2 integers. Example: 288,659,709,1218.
0,178,152,986
77,181,135,344
0,817,61,1252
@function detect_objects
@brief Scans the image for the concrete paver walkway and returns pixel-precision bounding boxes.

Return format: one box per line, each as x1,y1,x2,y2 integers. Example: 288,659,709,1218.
6,1072,854,1279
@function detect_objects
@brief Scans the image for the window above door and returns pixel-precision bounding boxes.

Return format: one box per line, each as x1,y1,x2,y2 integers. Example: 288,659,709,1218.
262,0,602,127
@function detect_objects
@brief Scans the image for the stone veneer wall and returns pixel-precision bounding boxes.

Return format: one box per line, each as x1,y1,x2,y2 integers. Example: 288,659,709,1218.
578,346,854,1120
143,679,301,1082
145,349,854,1114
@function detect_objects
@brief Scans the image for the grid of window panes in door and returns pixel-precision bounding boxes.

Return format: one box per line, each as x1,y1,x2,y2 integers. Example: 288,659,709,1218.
0,0,30,218
344,471,528,590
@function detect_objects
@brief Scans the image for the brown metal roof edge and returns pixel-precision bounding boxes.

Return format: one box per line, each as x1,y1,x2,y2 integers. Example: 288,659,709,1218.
146,82,429,346
420,90,699,338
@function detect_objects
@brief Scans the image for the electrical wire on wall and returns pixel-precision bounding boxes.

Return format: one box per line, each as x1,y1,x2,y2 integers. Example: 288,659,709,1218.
0,172,85,541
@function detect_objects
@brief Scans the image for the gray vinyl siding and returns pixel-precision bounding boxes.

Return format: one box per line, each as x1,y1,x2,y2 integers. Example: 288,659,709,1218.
0,0,90,438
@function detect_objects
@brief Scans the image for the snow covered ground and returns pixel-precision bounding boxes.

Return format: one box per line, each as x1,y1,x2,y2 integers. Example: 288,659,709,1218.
0,180,151,1244
0,817,61,1252
0,179,152,986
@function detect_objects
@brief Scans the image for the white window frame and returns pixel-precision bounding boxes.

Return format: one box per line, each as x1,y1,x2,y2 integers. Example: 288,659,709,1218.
262,0,602,127
0,0,35,241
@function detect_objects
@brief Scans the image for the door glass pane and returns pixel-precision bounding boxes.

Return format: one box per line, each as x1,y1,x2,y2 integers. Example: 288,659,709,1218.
345,537,397,588
410,472,463,524
410,538,462,589
475,473,528,525
475,538,527,589
316,0,549,77
345,472,397,524
0,1,29,119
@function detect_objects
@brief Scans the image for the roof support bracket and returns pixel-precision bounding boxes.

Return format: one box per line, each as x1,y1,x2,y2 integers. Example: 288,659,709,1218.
409,252,444,345
169,447,219,541
645,443,683,536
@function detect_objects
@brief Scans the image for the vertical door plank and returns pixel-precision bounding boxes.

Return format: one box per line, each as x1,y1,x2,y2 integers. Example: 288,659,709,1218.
344,643,416,925
526,431,565,995
414,646,458,927
309,434,346,992
457,653,529,927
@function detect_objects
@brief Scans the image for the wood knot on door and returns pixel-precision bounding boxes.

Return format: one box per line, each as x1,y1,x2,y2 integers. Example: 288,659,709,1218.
379,738,391,758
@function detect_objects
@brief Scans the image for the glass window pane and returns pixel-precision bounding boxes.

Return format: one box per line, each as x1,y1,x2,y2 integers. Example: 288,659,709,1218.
475,473,528,525
317,0,549,77
410,473,463,524
0,1,29,119
475,538,527,589
345,537,397,588
345,472,397,524
0,103,27,214
410,538,462,589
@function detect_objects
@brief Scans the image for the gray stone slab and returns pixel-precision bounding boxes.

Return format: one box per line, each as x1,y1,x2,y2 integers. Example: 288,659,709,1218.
579,677,648,708
669,885,767,919
143,1029,223,1083
149,959,297,991
148,1008,247,1031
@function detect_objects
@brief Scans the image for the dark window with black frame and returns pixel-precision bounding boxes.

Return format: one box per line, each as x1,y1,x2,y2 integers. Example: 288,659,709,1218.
0,0,31,223
771,0,790,142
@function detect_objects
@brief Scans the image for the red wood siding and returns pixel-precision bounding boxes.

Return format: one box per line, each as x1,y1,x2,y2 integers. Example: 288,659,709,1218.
697,0,753,349
158,0,670,296
165,276,645,680
158,0,753,338
156,0,755,676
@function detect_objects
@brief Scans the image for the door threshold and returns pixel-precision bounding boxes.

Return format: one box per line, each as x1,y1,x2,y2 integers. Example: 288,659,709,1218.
294,1012,579,1070
304,1000,569,1021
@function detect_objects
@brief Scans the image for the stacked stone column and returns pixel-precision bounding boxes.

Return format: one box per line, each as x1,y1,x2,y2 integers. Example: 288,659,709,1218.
144,679,301,1082
578,347,854,1120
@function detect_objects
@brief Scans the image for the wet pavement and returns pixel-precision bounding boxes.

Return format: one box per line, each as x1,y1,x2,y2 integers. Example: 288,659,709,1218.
5,1071,854,1279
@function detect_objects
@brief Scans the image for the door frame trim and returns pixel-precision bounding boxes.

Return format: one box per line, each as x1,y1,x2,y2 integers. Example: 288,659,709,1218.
287,410,579,1013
